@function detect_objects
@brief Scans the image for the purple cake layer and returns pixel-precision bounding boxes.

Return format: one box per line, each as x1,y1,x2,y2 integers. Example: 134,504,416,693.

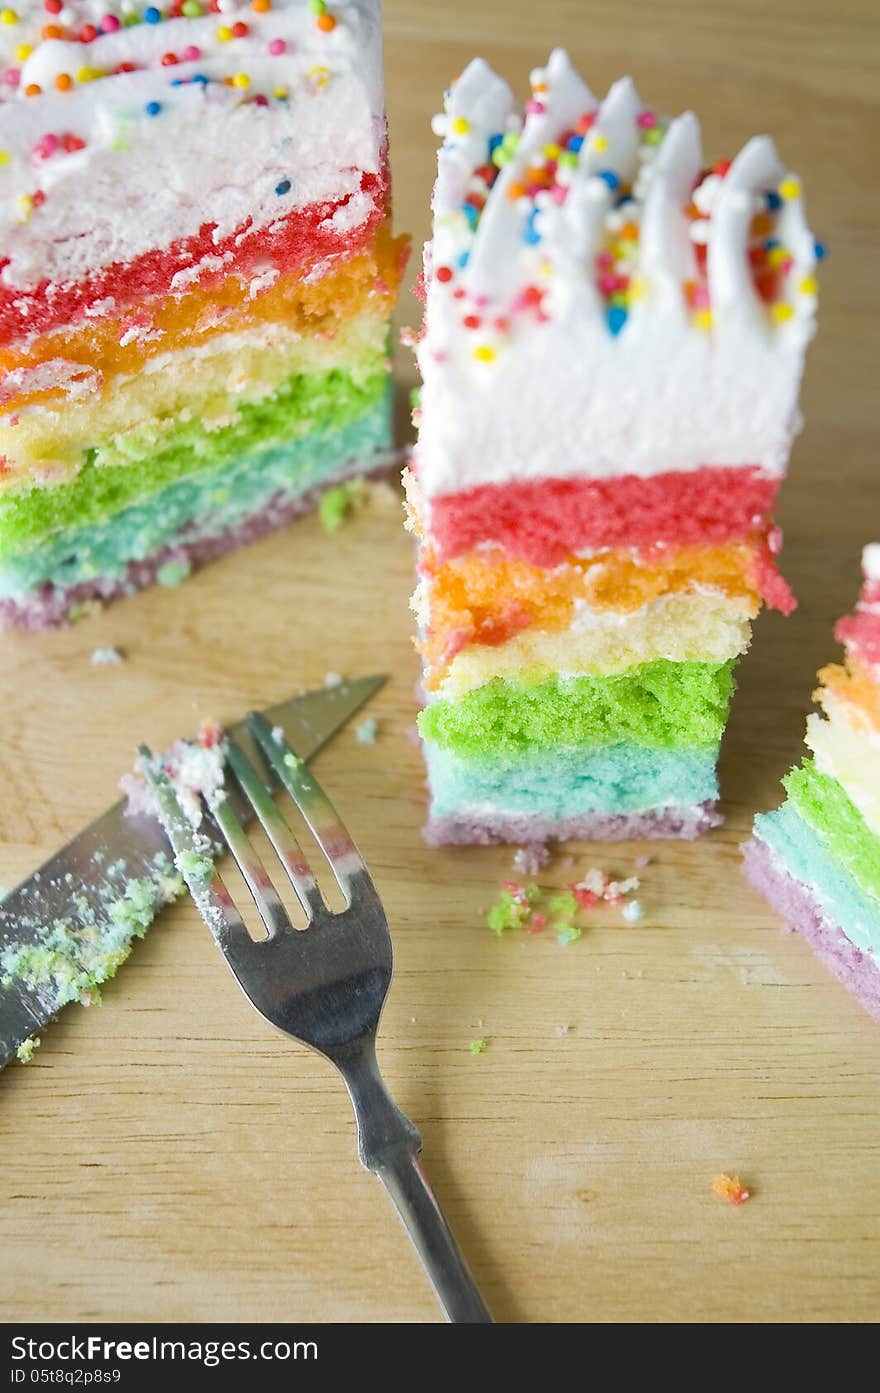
742,835,880,1021
0,460,392,633
424,801,722,847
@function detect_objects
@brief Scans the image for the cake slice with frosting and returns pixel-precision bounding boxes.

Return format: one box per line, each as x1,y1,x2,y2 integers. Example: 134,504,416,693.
744,548,880,1020
408,49,821,846
0,0,405,628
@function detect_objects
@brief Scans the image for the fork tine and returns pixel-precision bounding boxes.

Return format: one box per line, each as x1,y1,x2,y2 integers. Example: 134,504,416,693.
247,711,374,902
207,782,295,940
224,739,324,923
137,745,255,957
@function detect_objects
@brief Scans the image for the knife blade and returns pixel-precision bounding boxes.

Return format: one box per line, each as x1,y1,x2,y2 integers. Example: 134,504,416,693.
0,674,386,1068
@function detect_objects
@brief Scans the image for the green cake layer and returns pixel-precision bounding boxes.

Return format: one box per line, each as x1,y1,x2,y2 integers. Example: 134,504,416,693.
418,660,737,757
783,760,880,901
0,361,388,561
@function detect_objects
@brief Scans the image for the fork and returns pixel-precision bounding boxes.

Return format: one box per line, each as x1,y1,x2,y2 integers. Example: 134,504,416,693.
140,713,493,1325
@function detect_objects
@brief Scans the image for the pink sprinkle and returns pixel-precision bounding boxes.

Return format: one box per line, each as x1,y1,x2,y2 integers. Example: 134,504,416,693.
4,68,20,89
637,109,658,130
36,133,60,159
182,45,201,61
598,273,618,297
101,14,121,31
253,93,269,107
550,184,568,204
596,250,614,269
524,98,545,115
691,283,711,309
268,38,286,55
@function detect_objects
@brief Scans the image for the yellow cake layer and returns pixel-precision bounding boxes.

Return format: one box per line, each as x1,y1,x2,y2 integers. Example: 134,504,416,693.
0,310,390,488
807,693,880,837
0,227,406,416
817,658,880,737
429,589,754,700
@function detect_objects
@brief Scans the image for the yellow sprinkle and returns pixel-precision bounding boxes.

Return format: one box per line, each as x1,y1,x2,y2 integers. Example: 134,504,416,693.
629,275,647,302
14,41,31,60
538,258,553,279
0,149,10,166
231,72,250,88
799,275,817,296
17,193,34,221
779,177,800,200
451,116,470,135
0,9,19,26
767,245,790,268
307,64,330,87
771,302,794,322
591,133,608,152
543,143,560,160
216,24,232,41
273,84,289,99
473,345,496,363
76,66,96,83
693,308,713,331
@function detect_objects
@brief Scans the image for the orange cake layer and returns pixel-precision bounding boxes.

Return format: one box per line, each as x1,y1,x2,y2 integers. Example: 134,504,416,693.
418,540,763,677
1,227,407,415
817,658,880,735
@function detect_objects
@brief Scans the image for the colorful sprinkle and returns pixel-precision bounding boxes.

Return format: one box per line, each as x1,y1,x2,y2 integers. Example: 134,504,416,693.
143,5,161,21
712,1173,751,1205
275,177,290,195
268,37,285,54
144,100,162,116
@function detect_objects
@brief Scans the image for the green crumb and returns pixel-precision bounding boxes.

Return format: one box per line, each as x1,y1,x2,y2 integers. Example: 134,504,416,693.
0,866,184,1009
157,560,192,588
282,752,303,770
16,1036,40,1064
487,890,529,935
548,890,578,920
177,849,214,886
319,481,357,533
556,924,582,945
355,717,378,744
469,1038,488,1056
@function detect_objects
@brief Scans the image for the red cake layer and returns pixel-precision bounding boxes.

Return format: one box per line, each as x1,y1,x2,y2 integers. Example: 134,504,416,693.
425,464,784,570
836,579,880,668
0,169,387,347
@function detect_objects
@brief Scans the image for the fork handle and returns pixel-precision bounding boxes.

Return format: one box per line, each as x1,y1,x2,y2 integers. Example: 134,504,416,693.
375,1148,493,1323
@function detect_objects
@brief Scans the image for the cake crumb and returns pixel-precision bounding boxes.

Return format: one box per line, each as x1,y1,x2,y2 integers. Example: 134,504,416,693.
468,1038,488,1056
90,646,124,666
16,1035,40,1064
634,856,652,870
271,725,285,744
712,1173,751,1205
556,924,582,945
355,717,378,744
156,560,192,588
512,844,551,876
318,478,369,533
622,900,645,923
555,1024,571,1037
324,671,343,688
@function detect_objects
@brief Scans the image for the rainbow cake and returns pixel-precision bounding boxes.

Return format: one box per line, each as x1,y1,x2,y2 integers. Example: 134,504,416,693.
744,548,880,1020
407,50,821,846
0,0,404,629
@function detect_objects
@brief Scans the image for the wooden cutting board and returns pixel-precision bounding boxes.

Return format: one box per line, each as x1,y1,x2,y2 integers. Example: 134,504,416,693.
1,0,877,1324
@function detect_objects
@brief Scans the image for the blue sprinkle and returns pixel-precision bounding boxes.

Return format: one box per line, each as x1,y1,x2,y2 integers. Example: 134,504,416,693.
170,78,184,86
814,240,828,261
191,73,209,86
606,305,628,336
144,5,161,22
523,208,541,245
597,169,620,191
567,133,584,153
144,100,162,117
766,190,782,212
763,238,780,251
487,132,503,158
457,250,470,269
275,179,291,196
462,201,479,228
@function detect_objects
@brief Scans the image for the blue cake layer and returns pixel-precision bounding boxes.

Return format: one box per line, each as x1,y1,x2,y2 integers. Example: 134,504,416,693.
424,741,721,820
754,800,880,955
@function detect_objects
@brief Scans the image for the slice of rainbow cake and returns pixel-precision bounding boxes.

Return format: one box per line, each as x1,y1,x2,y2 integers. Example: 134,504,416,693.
0,0,404,629
408,50,821,846
744,548,880,1020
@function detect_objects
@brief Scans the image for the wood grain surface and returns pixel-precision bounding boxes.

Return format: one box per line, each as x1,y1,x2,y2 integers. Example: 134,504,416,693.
1,0,878,1325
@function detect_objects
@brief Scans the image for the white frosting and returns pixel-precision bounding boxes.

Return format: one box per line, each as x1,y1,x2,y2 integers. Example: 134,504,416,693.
0,1,384,294
862,543,880,584
415,50,819,500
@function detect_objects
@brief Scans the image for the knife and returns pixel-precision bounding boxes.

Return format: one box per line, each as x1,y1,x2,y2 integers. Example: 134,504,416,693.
0,674,386,1069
